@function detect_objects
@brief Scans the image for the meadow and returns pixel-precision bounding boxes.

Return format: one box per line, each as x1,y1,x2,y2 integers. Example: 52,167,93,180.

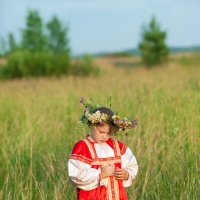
0,53,200,200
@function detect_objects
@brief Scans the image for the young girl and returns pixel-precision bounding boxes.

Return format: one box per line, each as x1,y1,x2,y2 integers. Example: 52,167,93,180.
68,99,138,200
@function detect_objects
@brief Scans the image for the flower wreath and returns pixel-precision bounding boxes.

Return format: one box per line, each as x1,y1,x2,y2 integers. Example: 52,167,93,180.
79,97,138,132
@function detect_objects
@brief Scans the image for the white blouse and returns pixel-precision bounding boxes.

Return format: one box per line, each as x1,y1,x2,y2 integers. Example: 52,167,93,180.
68,142,138,191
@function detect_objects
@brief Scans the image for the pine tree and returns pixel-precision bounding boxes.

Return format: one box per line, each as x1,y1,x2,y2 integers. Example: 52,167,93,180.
139,16,169,66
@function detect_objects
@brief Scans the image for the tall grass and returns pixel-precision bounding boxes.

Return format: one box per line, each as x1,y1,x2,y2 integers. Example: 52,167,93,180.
0,58,200,199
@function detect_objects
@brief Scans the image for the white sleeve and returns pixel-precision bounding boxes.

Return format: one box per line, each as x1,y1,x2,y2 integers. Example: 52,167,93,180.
68,158,100,190
121,147,138,187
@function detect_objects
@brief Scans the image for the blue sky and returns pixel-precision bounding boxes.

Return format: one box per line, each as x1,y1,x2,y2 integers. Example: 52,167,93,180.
0,0,200,55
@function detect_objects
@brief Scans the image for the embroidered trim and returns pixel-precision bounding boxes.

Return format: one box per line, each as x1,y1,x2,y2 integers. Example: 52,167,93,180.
113,177,120,200
94,156,121,161
70,154,93,165
83,139,97,159
120,144,127,155
112,138,121,157
112,140,118,157
107,177,112,200
92,159,121,166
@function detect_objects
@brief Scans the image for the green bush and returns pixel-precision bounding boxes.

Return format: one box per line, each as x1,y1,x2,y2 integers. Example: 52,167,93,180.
0,50,70,78
138,16,169,66
71,54,100,76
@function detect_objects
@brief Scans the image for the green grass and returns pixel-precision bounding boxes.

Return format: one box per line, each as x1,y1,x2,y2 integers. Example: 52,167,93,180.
0,57,200,199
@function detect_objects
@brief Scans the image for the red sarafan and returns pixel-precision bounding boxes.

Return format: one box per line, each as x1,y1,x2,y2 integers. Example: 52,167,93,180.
68,102,138,200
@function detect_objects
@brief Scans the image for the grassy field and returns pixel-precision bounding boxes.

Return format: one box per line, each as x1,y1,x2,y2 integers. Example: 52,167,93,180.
0,54,200,199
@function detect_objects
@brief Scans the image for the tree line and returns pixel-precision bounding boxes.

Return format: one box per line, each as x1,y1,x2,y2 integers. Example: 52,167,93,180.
0,10,169,79
0,10,100,78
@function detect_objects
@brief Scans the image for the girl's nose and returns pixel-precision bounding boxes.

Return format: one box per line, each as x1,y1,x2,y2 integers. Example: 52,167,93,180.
103,135,108,139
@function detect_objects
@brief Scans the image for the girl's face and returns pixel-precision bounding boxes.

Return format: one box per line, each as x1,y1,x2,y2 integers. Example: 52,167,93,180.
90,123,110,143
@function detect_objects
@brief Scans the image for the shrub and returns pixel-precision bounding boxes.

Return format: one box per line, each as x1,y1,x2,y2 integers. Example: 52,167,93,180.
138,16,169,66
0,50,70,78
71,54,100,76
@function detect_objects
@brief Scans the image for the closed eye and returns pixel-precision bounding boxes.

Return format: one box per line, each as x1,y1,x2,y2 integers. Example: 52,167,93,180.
100,131,107,134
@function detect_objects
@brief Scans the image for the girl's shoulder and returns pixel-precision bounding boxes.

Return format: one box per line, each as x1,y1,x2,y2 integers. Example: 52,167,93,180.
71,139,93,158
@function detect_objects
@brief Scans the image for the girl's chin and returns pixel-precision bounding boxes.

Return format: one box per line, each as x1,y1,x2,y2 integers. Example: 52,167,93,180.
98,139,108,143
